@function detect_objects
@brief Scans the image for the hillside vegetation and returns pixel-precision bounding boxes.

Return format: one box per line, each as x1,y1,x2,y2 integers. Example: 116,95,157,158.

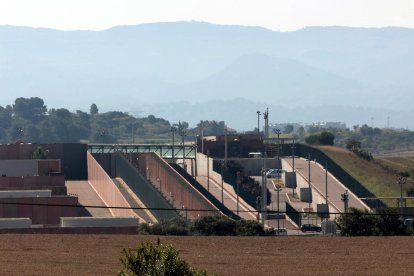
319,146,414,206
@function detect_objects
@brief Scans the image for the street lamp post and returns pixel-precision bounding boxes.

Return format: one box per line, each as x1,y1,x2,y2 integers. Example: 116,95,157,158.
262,108,269,226
256,111,261,138
171,126,177,160
325,161,328,204
236,171,241,216
224,124,228,168
201,121,205,154
398,176,407,216
292,139,296,196
274,129,281,160
221,162,225,205
308,153,311,221
276,186,282,234
207,149,210,192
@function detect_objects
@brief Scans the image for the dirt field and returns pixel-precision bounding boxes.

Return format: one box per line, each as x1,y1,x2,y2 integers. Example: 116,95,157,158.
0,234,413,275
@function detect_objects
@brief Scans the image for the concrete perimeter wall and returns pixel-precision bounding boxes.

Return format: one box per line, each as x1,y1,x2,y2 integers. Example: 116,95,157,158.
87,152,136,218
136,153,218,219
0,196,78,224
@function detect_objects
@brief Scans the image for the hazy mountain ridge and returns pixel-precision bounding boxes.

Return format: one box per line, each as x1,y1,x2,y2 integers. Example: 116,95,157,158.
1,22,414,129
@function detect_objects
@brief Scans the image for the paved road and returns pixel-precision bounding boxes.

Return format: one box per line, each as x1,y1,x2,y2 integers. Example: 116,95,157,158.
283,157,368,212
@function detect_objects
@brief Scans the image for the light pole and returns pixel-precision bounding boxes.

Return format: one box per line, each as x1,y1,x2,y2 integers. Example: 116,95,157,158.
274,128,281,160
325,161,328,205
178,122,186,167
236,171,241,216
256,111,261,138
221,162,224,205
207,149,210,192
200,121,205,154
291,139,296,196
171,125,177,160
224,124,228,168
275,185,282,233
398,176,406,215
262,108,269,226
308,153,311,221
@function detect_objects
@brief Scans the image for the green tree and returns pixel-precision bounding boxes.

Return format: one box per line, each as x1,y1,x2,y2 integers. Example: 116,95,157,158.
32,146,47,159
319,131,335,145
13,97,47,123
284,124,294,134
119,240,207,276
90,103,98,115
336,207,408,236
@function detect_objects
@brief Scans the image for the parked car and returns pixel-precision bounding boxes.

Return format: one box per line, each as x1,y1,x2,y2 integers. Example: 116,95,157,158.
274,228,288,236
301,224,322,232
266,169,282,179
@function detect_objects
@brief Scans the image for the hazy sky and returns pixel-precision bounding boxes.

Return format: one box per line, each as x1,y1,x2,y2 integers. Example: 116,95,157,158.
1,0,414,31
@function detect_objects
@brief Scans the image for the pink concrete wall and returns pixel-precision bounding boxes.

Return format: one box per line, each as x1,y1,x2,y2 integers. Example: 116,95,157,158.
87,152,135,217
0,176,65,188
38,160,61,175
0,196,78,224
0,144,64,160
136,153,217,219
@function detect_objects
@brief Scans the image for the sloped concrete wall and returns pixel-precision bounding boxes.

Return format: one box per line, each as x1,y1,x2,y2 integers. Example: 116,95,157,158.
87,152,136,218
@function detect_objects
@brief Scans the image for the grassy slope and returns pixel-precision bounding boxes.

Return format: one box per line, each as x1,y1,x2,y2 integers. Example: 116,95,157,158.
318,146,406,200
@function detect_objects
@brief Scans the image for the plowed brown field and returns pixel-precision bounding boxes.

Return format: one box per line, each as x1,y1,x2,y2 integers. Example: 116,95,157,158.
0,234,413,275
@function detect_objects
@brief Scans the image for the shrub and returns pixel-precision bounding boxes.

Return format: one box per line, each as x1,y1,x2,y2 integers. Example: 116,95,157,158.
191,215,236,236
137,218,190,236
305,131,334,146
235,219,265,236
119,239,207,276
336,207,408,236
345,139,373,161
32,146,47,159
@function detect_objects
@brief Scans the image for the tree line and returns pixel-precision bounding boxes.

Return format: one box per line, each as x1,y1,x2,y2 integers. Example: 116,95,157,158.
0,97,228,144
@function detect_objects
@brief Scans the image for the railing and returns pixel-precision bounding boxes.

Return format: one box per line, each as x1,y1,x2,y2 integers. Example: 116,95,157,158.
88,144,196,159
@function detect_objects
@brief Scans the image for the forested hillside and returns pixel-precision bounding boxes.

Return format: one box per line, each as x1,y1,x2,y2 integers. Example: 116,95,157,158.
0,97,228,144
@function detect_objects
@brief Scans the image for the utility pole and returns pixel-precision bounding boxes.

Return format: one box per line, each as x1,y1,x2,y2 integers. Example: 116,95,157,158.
224,124,228,168
221,162,224,205
171,125,177,160
207,149,210,192
256,111,261,138
201,121,205,154
262,108,269,226
398,176,407,217
236,171,241,216
274,128,281,160
325,161,328,204
308,153,311,220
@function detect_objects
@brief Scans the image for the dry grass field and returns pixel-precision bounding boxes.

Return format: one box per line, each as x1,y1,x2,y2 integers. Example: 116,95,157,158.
0,234,413,275
319,146,405,198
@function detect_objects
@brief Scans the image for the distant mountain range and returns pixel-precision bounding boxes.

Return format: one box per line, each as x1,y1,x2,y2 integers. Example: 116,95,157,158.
1,22,414,129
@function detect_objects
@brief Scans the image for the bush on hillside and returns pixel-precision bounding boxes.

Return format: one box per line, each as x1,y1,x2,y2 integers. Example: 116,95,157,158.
345,139,373,161
119,239,207,276
305,131,335,146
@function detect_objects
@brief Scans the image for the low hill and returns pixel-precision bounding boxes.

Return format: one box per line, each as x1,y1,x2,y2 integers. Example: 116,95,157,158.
319,146,414,206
